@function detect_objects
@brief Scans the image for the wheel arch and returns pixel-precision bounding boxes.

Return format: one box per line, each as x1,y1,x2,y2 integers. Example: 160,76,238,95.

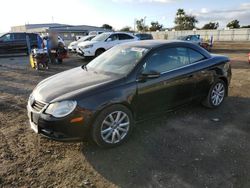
95,48,106,54
93,102,136,123
217,76,229,96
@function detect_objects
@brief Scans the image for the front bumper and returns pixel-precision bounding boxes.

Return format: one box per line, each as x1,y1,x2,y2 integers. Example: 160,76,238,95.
27,101,92,141
68,46,77,52
76,47,94,57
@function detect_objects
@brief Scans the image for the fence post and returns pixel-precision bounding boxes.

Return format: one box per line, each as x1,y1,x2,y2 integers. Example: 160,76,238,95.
217,30,220,41
248,29,250,41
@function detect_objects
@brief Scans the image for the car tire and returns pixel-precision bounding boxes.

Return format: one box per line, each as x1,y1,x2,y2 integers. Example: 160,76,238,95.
202,79,227,108
92,104,134,148
95,49,105,57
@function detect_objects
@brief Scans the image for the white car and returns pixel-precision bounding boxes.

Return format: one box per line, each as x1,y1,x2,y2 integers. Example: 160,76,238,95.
88,31,104,36
58,36,65,46
77,32,138,57
68,35,95,52
42,35,65,47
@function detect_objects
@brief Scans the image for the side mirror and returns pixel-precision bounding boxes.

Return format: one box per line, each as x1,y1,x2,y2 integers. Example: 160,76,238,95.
139,70,161,81
106,38,112,42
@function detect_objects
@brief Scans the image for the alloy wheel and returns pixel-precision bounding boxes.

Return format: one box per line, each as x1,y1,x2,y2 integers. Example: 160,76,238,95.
211,82,225,106
101,111,130,144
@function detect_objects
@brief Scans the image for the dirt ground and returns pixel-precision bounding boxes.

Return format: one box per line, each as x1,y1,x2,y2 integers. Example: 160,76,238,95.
0,42,250,188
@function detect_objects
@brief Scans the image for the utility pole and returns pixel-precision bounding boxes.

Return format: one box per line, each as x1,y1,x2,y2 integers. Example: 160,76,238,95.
144,16,146,32
134,18,137,32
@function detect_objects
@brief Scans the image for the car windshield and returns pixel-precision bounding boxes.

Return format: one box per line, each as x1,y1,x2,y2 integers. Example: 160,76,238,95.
78,36,90,42
177,36,186,40
86,45,149,75
91,33,110,42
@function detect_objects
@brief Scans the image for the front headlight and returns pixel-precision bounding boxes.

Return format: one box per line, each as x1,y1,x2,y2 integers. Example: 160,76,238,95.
45,100,77,118
82,44,93,49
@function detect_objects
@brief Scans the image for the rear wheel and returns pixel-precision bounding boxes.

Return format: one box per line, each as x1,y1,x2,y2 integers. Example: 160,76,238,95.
92,105,134,148
203,80,227,108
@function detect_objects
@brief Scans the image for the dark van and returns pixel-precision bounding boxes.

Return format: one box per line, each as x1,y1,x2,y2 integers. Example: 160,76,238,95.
0,32,41,54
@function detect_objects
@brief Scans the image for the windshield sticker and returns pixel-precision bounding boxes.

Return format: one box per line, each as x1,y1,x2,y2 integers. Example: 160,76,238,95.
131,47,148,53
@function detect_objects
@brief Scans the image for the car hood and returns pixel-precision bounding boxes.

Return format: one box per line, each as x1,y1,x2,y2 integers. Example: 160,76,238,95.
33,67,118,103
78,40,98,47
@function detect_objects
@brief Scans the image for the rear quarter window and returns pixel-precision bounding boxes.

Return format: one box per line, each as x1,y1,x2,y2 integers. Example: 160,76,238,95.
118,34,134,40
188,49,206,63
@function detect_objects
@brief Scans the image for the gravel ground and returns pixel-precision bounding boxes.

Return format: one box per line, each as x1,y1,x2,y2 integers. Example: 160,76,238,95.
0,42,250,188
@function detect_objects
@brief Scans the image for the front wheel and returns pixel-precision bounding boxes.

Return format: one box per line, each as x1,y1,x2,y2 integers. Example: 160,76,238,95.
203,80,227,108
92,105,134,148
95,49,105,57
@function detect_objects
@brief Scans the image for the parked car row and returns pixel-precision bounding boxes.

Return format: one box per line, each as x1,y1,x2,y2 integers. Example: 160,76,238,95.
0,31,214,56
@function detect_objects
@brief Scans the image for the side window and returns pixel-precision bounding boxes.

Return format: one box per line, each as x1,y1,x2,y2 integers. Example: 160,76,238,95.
143,47,192,73
2,34,14,41
14,33,26,40
143,47,206,74
188,48,205,63
118,34,134,40
107,34,118,41
190,35,199,41
175,48,190,65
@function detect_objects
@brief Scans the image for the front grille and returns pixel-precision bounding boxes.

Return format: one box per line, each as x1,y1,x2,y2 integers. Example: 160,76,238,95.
31,100,46,112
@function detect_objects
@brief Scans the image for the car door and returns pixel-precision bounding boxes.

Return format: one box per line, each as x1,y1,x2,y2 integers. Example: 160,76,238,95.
13,33,26,53
187,48,213,98
105,34,119,49
0,33,14,54
135,47,196,118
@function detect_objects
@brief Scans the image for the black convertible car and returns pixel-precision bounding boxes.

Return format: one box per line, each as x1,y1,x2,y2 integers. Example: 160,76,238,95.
27,40,231,147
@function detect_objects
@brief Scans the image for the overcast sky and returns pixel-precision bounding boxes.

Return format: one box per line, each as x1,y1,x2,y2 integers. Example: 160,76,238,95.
0,0,250,32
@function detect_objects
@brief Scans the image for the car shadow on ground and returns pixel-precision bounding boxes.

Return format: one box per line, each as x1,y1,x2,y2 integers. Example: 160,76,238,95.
81,96,250,188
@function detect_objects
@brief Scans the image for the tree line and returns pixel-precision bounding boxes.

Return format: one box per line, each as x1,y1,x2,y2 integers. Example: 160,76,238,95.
101,9,250,32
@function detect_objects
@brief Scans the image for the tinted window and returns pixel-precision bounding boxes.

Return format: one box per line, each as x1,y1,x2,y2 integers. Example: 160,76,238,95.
1,34,14,41
191,35,199,41
28,33,38,40
141,34,153,40
14,33,26,40
118,34,134,40
144,47,204,73
188,48,205,63
107,34,118,41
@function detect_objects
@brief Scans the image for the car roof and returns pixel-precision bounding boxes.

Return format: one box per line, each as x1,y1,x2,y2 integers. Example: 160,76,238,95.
119,40,211,58
120,40,193,49
102,32,134,35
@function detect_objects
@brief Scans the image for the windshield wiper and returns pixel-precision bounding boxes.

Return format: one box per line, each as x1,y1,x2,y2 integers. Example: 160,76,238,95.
82,64,88,71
